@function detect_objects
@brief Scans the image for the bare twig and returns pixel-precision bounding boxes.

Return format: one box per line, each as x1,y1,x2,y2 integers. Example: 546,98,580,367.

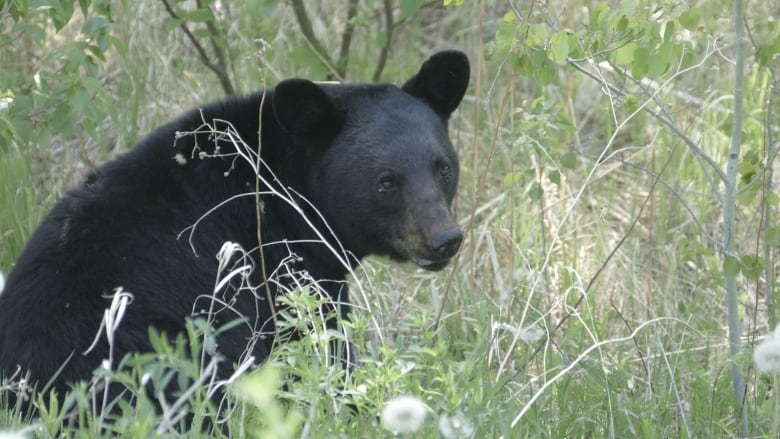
159,0,236,95
335,0,359,79
289,0,339,80
196,0,234,92
516,140,679,376
372,0,394,81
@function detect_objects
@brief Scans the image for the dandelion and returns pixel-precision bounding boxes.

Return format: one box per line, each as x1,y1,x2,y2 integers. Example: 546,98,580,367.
381,395,428,435
754,324,780,374
438,412,475,439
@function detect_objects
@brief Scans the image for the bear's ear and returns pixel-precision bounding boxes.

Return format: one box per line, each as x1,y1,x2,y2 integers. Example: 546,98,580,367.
402,50,470,118
272,79,343,139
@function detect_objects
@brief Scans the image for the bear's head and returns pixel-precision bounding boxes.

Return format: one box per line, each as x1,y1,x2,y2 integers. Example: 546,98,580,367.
272,51,470,271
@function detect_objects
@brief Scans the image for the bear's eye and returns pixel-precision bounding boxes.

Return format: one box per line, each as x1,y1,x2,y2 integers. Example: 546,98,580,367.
438,164,451,178
378,176,395,192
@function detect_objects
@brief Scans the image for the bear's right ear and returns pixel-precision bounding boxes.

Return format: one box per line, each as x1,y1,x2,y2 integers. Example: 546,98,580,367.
402,50,470,119
272,79,343,140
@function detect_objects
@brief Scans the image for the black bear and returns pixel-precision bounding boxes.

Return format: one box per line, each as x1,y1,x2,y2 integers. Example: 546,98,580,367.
0,51,469,411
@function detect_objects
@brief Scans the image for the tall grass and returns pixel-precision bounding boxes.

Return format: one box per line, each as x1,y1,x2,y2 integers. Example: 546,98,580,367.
1,0,779,437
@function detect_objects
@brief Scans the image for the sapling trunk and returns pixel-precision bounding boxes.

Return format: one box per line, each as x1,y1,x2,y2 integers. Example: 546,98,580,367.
723,0,748,434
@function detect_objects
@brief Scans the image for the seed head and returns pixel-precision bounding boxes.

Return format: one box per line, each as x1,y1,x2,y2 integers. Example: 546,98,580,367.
754,324,780,374
438,412,475,439
381,395,429,435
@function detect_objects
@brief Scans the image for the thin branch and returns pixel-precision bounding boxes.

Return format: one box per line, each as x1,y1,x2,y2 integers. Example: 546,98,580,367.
519,140,679,372
159,0,235,95
195,0,235,93
723,0,748,434
289,0,339,80
568,55,728,185
335,0,359,79
372,0,394,81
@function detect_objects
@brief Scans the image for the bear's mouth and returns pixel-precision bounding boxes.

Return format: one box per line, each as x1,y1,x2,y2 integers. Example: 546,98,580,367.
412,257,452,272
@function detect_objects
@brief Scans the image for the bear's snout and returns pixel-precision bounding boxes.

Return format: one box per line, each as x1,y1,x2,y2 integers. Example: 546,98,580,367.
431,227,463,259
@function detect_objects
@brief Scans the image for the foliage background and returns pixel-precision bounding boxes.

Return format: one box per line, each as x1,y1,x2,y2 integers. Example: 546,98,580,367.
1,0,779,437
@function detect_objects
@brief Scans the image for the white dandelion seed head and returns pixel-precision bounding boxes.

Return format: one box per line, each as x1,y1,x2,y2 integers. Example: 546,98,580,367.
381,395,429,435
173,153,188,166
438,412,475,439
517,325,545,343
754,324,780,374
0,430,29,439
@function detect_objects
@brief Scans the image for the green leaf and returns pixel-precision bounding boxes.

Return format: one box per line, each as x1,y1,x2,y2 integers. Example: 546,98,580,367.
400,0,422,19
184,8,214,23
503,172,521,187
534,61,556,85
13,23,46,44
529,183,543,201
549,31,570,65
756,40,780,68
738,160,757,180
648,41,674,77
741,255,764,278
165,18,183,32
589,2,610,29
50,1,75,31
614,15,630,33
528,48,548,67
548,170,561,185
81,17,110,38
723,255,741,277
560,151,577,169
495,20,517,55
663,20,675,42
679,8,701,31
193,28,212,38
526,23,548,47
78,0,91,16
509,52,532,76
736,184,759,205
766,226,780,247
615,42,637,65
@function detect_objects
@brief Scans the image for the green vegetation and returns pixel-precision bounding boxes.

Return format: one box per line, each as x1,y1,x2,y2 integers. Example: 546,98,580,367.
1,0,778,437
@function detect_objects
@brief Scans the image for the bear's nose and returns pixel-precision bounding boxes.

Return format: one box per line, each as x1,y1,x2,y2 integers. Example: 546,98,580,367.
431,227,463,259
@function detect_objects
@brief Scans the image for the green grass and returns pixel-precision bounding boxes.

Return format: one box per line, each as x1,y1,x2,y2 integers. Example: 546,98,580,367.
1,0,779,437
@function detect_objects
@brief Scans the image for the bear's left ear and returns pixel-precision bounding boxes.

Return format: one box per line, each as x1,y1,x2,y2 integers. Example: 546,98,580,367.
272,79,343,140
402,50,470,118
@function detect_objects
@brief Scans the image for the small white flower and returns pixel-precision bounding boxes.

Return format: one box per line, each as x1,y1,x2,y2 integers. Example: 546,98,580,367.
438,412,475,439
381,395,428,435
754,324,780,374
